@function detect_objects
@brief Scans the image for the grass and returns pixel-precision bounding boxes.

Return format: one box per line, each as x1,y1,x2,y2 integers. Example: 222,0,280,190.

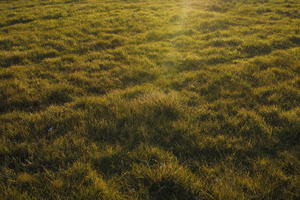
0,0,299,199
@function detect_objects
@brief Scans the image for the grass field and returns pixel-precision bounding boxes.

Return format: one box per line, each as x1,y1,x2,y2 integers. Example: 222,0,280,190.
0,0,300,199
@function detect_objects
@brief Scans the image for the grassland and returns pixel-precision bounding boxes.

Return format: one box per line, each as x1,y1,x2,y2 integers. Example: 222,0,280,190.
0,0,300,199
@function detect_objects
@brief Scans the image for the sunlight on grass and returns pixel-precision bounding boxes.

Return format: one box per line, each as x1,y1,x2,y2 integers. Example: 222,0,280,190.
0,0,299,199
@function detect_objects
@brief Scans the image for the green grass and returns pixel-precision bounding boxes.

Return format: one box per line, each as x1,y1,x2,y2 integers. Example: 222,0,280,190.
0,0,300,199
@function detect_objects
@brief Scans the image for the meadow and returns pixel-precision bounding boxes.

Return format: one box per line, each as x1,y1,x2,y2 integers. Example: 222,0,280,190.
0,0,300,199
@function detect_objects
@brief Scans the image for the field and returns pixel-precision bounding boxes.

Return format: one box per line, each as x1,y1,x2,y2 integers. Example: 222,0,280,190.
0,0,300,199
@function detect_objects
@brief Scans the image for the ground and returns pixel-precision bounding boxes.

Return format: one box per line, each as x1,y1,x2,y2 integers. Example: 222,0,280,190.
0,0,299,199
